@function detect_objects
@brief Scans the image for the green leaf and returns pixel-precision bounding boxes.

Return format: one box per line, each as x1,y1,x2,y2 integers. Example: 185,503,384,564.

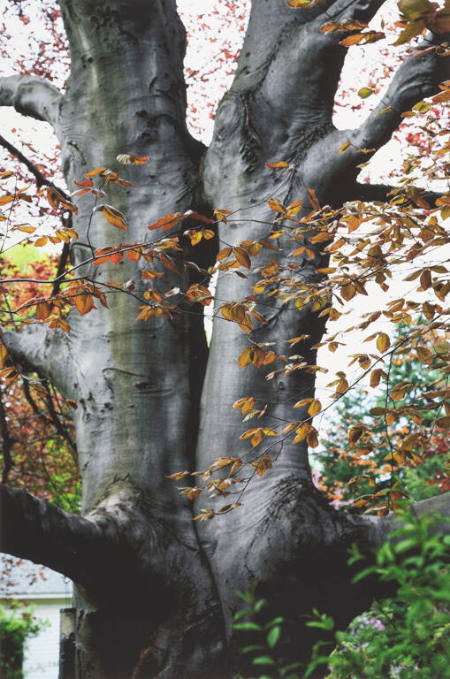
236,589,254,604
242,644,265,654
254,598,267,613
233,622,262,631
252,656,276,666
265,616,284,627
266,626,281,648
358,87,374,98
394,538,418,553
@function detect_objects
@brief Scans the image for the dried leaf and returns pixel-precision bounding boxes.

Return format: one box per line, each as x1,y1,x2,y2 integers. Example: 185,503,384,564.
0,343,7,368
268,198,286,213
358,87,374,98
266,161,289,168
96,204,128,230
376,333,390,353
308,399,322,417
84,167,107,177
251,453,272,477
233,247,251,269
116,153,149,164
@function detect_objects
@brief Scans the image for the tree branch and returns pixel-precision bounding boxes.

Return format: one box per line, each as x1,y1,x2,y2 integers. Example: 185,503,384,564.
304,42,448,193
0,484,111,589
365,492,450,549
350,42,448,153
347,182,444,206
1,325,76,399
0,484,180,608
0,133,72,299
0,133,68,195
0,386,15,484
0,75,62,126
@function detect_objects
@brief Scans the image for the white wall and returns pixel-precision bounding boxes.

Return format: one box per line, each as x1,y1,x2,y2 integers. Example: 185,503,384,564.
22,599,65,679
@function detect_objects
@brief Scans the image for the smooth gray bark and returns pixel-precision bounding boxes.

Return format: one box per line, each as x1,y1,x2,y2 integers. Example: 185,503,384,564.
0,74,62,124
0,0,448,677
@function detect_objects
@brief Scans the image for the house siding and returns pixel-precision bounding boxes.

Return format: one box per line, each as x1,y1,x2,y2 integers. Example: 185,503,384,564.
22,598,66,679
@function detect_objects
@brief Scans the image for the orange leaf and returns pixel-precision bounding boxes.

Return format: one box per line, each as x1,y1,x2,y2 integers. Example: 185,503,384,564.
238,347,252,368
348,425,365,444
0,195,14,206
126,249,141,261
98,204,128,230
251,429,263,447
116,153,149,164
268,198,286,213
306,428,319,447
214,209,232,223
148,212,183,231
233,247,251,269
308,399,322,417
251,453,272,477
307,188,320,210
166,470,190,480
420,269,432,290
74,293,96,315
287,0,312,6
36,301,51,320
14,225,35,234
0,343,7,368
47,187,78,213
294,398,313,408
84,167,107,177
341,283,356,301
185,210,215,225
266,161,289,168
292,422,311,443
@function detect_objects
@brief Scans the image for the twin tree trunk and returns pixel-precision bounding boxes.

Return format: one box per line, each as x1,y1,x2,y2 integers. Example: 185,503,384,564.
0,1,448,677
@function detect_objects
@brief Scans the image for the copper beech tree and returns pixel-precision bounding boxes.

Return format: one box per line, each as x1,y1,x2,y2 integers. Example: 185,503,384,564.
0,0,449,677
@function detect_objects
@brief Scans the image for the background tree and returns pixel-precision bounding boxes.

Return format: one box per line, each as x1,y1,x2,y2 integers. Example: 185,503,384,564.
317,321,449,509
0,247,79,510
0,0,449,677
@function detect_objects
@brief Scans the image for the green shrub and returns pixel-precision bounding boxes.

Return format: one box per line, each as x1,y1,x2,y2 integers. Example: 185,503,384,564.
233,509,450,679
0,603,43,679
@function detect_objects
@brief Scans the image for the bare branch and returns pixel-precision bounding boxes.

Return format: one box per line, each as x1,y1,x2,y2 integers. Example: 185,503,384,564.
347,182,444,205
351,44,448,153
0,484,106,588
365,492,450,549
0,133,68,195
304,44,448,193
0,75,62,126
1,325,76,399
0,483,181,608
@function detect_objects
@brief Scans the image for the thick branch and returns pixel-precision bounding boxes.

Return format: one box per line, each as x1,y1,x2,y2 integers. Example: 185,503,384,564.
1,325,76,399
0,75,62,126
364,492,450,549
347,182,444,206
304,44,448,193
351,44,448,153
0,484,105,586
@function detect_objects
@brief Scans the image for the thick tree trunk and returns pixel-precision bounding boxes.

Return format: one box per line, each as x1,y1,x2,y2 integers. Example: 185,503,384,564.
0,1,448,677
